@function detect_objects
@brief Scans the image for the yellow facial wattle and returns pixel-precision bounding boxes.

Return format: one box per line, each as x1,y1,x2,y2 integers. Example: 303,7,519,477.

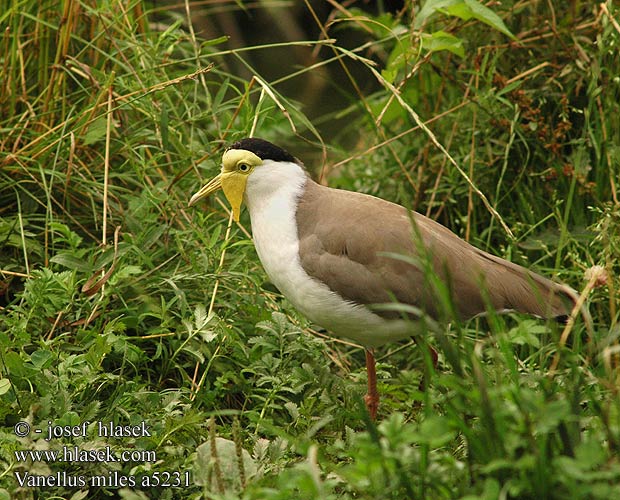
188,148,262,222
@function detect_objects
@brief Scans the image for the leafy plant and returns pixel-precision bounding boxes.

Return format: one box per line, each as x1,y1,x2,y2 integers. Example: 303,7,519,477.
1,0,618,499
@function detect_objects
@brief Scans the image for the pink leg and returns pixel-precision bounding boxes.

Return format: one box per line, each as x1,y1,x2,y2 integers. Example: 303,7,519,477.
363,349,379,419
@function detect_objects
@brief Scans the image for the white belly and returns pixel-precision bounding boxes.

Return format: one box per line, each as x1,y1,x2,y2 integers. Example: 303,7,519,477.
245,170,414,347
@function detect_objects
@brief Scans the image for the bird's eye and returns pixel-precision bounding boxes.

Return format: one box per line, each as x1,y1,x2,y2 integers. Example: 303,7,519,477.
238,162,251,172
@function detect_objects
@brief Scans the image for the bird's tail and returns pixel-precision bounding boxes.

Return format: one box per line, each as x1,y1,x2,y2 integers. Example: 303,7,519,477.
475,249,590,327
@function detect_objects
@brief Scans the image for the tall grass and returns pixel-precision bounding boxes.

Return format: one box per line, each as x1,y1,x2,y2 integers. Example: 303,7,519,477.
1,1,619,499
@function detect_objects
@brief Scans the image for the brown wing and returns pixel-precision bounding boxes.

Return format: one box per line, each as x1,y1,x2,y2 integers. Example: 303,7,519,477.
296,179,574,321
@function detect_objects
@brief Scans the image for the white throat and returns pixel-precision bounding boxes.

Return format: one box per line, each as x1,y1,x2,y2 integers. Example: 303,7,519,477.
244,160,307,213
244,160,308,299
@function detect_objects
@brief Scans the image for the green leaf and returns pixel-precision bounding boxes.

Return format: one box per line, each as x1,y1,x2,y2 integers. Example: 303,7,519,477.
109,265,143,285
284,401,299,420
69,490,90,500
85,335,113,369
0,378,11,395
4,351,32,377
416,0,515,39
30,349,54,369
416,0,460,27
194,437,258,492
194,304,217,342
536,399,571,433
421,31,465,57
574,440,606,470
194,303,208,330
50,252,91,272
462,0,516,39
415,415,456,447
202,35,229,47
381,67,399,84
461,478,501,500
208,223,222,249
554,456,587,480
444,1,474,20
507,320,547,347
496,79,523,96
56,411,81,427
82,116,108,145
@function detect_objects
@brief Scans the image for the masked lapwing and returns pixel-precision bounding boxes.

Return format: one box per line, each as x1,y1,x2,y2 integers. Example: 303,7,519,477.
189,137,578,418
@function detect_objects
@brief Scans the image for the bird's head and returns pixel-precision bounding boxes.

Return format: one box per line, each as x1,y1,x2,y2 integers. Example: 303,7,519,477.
188,138,298,221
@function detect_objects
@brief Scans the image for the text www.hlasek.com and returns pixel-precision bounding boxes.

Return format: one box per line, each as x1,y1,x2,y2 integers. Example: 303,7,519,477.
14,446,156,463
13,419,191,488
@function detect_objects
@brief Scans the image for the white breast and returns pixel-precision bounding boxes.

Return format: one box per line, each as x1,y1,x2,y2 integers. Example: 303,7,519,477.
244,161,415,347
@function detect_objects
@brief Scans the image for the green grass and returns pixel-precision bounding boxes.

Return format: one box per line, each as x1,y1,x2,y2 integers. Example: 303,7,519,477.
1,1,619,499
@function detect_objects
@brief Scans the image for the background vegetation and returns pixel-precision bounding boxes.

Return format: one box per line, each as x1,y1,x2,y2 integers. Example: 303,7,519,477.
1,0,619,498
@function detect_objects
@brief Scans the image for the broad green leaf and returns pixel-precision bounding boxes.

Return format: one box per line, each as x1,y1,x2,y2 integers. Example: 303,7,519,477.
444,2,474,20
30,349,54,369
4,352,30,377
416,0,459,27
381,66,399,84
50,252,91,272
82,116,108,145
421,31,465,57
416,0,515,40
463,0,516,39
0,378,11,395
56,411,81,427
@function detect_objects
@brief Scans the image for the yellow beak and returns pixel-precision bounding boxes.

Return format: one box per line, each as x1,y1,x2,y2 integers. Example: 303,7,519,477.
188,174,222,207
189,171,247,222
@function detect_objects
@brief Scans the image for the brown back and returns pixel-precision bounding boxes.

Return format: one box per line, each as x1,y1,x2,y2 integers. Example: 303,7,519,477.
296,178,574,321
